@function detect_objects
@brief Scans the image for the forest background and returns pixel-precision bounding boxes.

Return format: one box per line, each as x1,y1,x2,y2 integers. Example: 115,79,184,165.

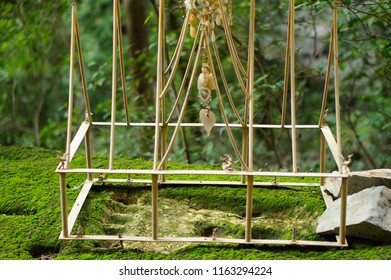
0,0,390,171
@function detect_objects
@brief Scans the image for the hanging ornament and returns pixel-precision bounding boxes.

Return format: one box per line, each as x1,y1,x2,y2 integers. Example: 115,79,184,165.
182,0,232,41
197,62,215,92
199,109,216,136
181,1,234,135
197,55,216,135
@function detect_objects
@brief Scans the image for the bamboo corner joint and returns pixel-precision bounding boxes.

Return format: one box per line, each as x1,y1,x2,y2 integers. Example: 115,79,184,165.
56,0,351,248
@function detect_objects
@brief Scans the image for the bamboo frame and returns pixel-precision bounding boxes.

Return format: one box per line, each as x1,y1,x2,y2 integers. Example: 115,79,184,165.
58,0,350,247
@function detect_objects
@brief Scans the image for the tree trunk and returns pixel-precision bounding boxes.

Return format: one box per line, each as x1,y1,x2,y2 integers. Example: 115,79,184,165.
124,0,152,106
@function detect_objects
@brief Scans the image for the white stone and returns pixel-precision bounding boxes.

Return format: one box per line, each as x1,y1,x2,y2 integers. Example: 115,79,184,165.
316,186,391,243
324,169,391,197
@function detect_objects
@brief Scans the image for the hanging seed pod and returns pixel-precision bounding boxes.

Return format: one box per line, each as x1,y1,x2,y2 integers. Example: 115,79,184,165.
190,25,197,38
215,14,221,26
189,13,198,26
197,63,215,90
211,30,216,42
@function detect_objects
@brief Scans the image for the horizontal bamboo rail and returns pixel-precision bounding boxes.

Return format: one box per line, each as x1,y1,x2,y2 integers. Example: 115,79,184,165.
56,168,348,178
59,234,348,247
91,122,319,128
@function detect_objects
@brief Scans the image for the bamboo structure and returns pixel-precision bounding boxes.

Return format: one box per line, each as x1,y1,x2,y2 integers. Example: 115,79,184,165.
57,0,350,247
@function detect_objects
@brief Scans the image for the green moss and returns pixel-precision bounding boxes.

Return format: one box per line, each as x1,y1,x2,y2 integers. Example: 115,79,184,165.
1,146,390,260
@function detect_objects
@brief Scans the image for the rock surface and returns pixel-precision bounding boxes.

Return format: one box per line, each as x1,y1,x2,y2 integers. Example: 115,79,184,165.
324,169,391,197
316,186,391,243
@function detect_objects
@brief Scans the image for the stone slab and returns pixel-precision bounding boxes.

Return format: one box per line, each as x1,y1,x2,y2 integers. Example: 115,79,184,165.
316,186,391,243
324,169,391,198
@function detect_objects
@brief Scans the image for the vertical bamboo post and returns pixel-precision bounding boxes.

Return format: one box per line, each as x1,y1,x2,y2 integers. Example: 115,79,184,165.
290,0,298,172
245,175,254,242
281,1,291,128
161,16,167,182
59,173,69,238
333,0,343,172
85,128,93,181
152,174,159,240
65,2,76,169
241,127,248,184
153,0,165,170
248,0,255,172
161,121,167,182
320,133,326,186
74,7,92,124
339,177,347,244
109,0,118,170
244,0,256,243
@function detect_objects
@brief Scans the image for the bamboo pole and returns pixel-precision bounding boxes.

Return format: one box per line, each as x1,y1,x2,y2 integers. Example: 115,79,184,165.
66,2,76,169
153,0,165,170
290,0,298,172
74,6,92,124
242,5,252,183
152,174,159,240
159,11,189,99
218,0,248,78
91,121,319,129
244,0,256,243
333,0,343,172
59,173,69,238
241,127,248,184
161,113,167,181
320,132,326,186
245,175,254,242
161,11,167,183
248,0,255,172
164,10,189,75
73,3,93,180
318,27,334,127
212,40,244,126
116,0,130,125
241,90,249,183
339,177,347,244
109,0,118,170
60,234,347,247
218,0,249,98
281,3,291,128
85,127,93,181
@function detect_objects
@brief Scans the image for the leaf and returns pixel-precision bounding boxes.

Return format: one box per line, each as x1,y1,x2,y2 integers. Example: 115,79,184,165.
199,109,216,136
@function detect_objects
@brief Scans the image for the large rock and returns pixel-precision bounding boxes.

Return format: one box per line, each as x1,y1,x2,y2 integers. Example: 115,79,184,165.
324,169,391,197
316,185,391,243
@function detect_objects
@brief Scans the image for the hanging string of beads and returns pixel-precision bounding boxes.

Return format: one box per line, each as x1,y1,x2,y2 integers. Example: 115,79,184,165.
197,54,215,108
180,1,234,136
197,51,216,135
